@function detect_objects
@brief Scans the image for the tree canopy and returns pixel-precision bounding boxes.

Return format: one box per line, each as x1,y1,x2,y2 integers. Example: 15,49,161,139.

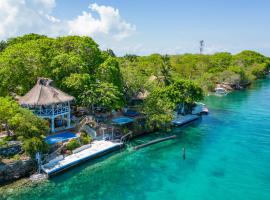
119,51,270,93
0,97,49,156
142,79,203,130
0,34,124,111
1,33,269,135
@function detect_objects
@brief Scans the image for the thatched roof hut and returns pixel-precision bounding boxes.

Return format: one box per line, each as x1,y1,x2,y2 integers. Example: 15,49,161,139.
19,78,74,106
19,78,75,132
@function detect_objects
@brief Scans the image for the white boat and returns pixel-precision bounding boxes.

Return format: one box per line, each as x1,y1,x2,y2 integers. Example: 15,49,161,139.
192,102,209,115
215,87,228,96
172,114,200,126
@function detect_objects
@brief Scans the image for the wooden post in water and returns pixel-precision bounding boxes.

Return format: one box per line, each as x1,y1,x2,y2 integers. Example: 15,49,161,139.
182,147,186,160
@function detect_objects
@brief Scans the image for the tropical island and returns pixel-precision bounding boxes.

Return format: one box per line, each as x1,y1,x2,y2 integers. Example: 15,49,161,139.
0,34,269,185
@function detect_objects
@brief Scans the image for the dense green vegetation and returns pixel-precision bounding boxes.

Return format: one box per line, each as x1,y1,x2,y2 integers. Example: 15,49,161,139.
65,133,92,152
0,34,124,111
66,139,80,151
80,132,92,145
119,51,270,93
0,33,270,143
0,97,48,157
119,51,269,129
142,79,203,130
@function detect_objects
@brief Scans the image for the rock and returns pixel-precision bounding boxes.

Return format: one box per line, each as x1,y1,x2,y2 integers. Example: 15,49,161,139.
0,158,36,185
0,141,22,157
29,173,47,182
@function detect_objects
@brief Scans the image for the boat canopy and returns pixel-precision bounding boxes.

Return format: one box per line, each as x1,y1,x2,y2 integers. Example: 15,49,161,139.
215,87,227,92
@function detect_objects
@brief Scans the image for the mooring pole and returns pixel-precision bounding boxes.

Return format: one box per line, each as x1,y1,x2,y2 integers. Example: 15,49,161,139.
35,152,41,173
182,147,186,160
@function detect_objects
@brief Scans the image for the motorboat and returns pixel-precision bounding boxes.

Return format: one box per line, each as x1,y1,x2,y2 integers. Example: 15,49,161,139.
192,102,209,115
215,87,228,96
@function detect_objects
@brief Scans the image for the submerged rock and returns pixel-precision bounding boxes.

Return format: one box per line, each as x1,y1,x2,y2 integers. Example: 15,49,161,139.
29,173,47,183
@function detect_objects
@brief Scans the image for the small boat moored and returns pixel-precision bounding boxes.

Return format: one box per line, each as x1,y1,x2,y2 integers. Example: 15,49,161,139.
192,102,209,115
215,87,228,96
172,114,200,126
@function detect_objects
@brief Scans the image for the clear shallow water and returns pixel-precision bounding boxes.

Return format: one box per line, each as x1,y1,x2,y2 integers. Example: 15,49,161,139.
1,79,270,200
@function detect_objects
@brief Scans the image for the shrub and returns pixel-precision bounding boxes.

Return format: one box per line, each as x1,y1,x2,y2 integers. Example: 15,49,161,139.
0,136,17,148
0,97,49,139
13,154,20,161
0,139,8,147
66,139,80,151
250,63,268,79
80,132,92,145
22,137,48,157
122,127,130,135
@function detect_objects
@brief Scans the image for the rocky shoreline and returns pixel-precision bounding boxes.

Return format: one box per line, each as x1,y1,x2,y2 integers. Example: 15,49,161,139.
0,158,36,185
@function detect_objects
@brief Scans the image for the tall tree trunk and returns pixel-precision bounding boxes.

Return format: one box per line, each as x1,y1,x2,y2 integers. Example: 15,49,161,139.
4,122,11,137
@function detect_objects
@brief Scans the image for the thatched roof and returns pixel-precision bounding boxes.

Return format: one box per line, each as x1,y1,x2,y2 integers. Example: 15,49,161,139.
19,78,74,106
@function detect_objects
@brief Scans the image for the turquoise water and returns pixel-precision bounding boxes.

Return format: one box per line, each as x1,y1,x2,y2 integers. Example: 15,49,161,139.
1,79,270,200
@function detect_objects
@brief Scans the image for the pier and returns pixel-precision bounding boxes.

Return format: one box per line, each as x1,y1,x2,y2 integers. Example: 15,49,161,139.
133,135,177,150
41,140,123,176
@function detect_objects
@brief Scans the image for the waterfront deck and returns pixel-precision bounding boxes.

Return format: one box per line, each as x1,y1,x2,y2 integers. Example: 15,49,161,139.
41,140,123,176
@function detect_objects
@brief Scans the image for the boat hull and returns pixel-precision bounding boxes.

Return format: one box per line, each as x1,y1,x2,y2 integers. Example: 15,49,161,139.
172,115,200,126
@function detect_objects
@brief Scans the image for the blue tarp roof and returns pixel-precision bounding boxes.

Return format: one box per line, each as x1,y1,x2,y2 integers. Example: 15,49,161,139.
111,117,134,125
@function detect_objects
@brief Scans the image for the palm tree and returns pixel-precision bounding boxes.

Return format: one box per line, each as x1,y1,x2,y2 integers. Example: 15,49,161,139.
160,55,173,86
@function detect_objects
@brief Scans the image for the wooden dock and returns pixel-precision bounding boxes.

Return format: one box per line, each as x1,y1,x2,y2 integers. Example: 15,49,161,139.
133,135,177,150
41,140,123,176
172,114,199,126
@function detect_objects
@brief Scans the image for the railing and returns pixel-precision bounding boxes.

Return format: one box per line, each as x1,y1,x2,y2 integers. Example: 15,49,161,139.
120,131,132,143
53,107,70,115
31,106,70,117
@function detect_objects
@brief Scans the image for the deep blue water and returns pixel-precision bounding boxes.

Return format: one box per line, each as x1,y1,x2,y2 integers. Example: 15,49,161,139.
1,79,270,200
